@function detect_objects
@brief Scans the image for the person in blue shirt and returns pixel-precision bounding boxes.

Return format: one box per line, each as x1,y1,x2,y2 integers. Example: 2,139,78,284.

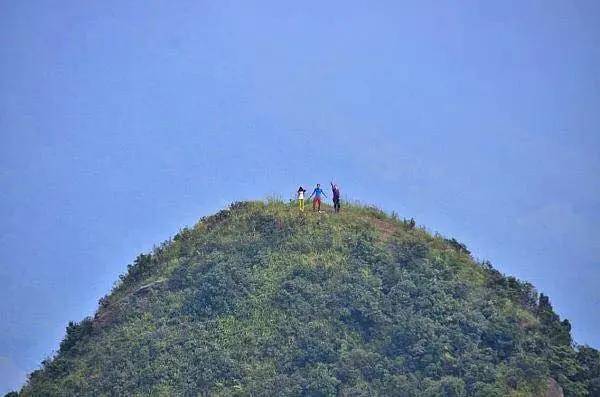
309,183,327,212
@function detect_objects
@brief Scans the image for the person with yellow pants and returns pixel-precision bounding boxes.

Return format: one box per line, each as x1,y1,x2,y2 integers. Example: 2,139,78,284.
297,186,306,211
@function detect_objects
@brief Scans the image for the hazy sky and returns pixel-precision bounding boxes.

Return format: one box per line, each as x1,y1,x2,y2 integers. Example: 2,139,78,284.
1,0,599,393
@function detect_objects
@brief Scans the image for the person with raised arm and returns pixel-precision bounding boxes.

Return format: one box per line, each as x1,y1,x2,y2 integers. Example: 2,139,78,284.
331,182,341,213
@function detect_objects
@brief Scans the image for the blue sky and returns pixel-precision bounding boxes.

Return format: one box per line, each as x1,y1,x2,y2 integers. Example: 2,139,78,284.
1,0,599,393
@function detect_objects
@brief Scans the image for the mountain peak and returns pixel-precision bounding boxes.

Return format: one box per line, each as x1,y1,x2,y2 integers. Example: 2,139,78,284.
17,200,600,396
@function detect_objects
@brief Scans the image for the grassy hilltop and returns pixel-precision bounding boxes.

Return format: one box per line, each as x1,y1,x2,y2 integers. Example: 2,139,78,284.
16,200,600,396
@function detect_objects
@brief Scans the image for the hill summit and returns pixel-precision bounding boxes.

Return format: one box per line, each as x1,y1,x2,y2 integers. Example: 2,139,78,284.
16,201,600,396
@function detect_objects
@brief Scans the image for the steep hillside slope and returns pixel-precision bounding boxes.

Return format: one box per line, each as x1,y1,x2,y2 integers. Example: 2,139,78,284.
17,201,600,396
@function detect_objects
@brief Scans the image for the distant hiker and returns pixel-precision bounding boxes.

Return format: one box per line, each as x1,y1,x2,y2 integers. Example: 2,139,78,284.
309,183,327,212
297,186,306,211
331,182,340,213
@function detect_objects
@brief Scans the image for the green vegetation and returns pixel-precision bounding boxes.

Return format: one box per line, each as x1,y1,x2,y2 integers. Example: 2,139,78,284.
15,200,600,396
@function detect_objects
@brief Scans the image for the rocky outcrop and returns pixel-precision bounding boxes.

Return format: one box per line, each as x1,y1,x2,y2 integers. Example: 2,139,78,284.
544,378,564,397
